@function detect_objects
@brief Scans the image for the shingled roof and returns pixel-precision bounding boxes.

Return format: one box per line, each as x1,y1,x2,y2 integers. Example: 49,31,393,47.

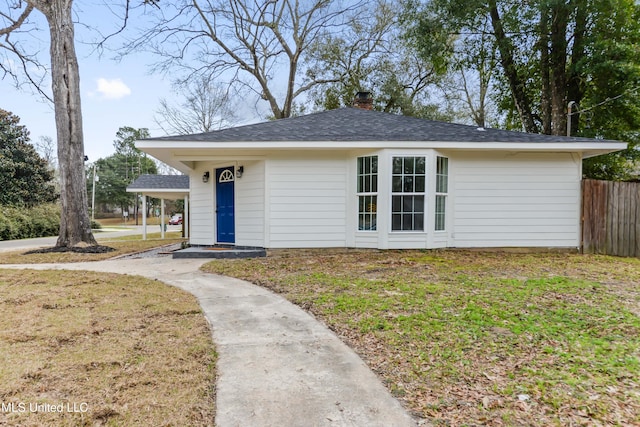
127,174,189,191
145,107,617,144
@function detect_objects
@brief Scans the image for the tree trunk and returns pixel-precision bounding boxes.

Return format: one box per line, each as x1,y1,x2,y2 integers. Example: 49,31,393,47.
549,2,569,135
567,0,588,136
36,0,96,247
539,7,552,134
488,0,539,133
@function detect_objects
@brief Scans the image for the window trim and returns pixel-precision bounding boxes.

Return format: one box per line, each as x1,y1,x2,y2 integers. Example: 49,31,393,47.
357,155,378,232
435,156,449,232
390,156,427,233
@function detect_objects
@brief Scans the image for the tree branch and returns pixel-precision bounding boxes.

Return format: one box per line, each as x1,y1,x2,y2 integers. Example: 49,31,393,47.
0,2,34,36
0,3,52,101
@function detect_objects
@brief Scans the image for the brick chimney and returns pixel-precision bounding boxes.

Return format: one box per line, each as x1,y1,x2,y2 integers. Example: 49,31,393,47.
352,91,373,110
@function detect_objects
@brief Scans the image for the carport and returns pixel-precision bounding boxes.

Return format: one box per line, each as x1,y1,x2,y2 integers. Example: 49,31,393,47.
126,174,190,240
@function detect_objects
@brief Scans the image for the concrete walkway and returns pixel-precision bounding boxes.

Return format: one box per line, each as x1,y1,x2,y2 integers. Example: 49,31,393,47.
1,256,417,426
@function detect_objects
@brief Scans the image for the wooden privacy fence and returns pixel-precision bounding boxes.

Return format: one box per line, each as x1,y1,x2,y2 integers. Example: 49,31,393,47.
582,179,640,257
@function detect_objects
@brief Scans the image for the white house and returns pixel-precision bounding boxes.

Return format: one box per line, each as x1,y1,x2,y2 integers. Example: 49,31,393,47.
136,107,626,250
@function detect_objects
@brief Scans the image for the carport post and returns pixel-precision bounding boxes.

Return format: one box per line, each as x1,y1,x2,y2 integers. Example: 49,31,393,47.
161,198,165,239
142,195,147,240
184,195,189,239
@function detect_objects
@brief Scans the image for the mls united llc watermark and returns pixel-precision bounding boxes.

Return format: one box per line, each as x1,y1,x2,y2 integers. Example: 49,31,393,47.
1,402,89,414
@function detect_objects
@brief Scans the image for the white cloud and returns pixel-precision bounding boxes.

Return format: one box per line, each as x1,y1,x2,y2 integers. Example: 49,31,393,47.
95,78,131,99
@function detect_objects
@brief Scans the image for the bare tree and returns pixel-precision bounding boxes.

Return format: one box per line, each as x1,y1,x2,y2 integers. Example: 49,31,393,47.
34,135,61,195
1,0,98,247
1,1,157,247
34,135,57,168
0,2,49,95
441,21,498,128
155,75,237,134
125,0,378,119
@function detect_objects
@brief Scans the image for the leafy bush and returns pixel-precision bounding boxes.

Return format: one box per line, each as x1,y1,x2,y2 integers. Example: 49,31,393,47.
0,204,60,240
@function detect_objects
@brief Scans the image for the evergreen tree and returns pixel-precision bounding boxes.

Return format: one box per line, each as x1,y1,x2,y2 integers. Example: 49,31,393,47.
0,109,57,206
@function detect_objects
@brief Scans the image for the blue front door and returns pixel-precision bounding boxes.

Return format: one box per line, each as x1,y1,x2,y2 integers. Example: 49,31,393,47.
216,167,235,243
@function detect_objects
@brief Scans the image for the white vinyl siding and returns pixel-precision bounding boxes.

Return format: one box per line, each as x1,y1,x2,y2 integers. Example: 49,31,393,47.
267,154,347,248
235,160,265,247
452,152,581,248
354,233,379,248
388,233,428,249
186,149,582,250
188,168,215,246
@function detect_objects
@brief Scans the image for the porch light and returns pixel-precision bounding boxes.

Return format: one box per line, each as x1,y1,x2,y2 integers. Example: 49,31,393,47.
236,166,244,178
202,171,210,183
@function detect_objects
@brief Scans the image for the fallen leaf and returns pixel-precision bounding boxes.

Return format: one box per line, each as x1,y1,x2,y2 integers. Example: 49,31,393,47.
482,396,491,409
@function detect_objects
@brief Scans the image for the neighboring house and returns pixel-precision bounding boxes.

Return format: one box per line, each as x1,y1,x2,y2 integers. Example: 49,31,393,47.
137,106,626,250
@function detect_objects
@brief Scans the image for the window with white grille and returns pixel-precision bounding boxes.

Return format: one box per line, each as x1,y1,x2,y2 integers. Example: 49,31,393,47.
357,156,378,231
391,157,426,231
435,156,448,231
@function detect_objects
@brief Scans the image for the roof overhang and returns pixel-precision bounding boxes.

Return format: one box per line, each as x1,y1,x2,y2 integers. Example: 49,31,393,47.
136,139,628,172
125,188,189,200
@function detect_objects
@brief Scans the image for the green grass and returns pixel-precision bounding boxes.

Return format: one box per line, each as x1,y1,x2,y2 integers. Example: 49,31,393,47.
201,249,640,426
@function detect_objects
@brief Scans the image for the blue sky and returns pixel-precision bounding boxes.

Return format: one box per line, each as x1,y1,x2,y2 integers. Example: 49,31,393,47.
0,2,264,162
2,53,174,161
1,4,168,161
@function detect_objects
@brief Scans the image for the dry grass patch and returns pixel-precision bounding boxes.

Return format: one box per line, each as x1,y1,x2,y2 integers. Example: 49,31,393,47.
202,249,640,426
0,232,184,264
0,269,215,426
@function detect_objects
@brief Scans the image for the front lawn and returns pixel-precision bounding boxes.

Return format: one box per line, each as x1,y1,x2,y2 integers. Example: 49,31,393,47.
0,269,215,426
202,249,640,426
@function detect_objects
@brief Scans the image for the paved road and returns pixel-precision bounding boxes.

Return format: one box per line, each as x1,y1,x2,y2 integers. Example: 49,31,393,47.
1,256,419,427
0,225,182,253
